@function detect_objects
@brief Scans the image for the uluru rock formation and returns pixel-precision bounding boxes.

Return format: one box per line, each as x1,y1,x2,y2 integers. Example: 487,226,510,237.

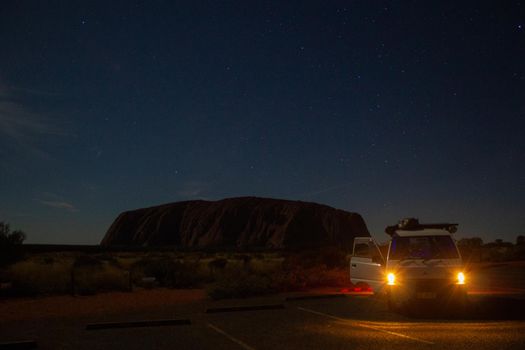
101,197,369,250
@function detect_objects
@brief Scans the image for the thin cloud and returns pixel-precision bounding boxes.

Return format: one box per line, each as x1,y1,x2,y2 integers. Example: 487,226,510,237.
0,102,64,137
0,80,69,163
177,181,210,199
298,183,354,199
37,200,78,212
34,192,78,212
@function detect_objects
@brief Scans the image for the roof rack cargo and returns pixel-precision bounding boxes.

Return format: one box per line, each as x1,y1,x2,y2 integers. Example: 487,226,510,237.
385,218,458,236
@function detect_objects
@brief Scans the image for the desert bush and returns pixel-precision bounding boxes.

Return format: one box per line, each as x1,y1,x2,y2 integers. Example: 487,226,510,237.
270,267,309,291
284,251,318,269
0,222,26,267
73,255,103,268
115,256,140,270
7,260,72,296
305,266,348,287
96,253,120,266
131,258,205,288
513,245,525,260
236,254,252,268
249,257,283,275
73,264,129,295
282,248,346,271
42,256,55,264
318,247,347,269
208,258,228,272
206,253,349,299
206,269,274,299
3,250,351,298
5,255,130,296
271,265,349,292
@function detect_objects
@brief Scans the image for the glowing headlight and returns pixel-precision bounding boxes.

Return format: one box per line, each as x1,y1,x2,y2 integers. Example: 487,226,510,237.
387,273,396,285
457,272,465,285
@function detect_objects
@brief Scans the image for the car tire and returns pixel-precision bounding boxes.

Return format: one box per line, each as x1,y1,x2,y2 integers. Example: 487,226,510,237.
387,290,399,312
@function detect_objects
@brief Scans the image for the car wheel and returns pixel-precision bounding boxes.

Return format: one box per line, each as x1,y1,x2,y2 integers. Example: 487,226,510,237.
387,290,399,312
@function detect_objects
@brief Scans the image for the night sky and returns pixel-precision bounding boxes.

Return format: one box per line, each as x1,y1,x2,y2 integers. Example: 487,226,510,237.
1,1,524,244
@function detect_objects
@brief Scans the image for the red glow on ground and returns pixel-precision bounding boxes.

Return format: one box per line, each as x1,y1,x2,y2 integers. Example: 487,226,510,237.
340,286,374,294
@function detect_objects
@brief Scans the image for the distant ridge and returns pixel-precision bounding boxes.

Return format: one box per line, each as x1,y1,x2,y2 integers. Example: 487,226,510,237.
101,197,369,250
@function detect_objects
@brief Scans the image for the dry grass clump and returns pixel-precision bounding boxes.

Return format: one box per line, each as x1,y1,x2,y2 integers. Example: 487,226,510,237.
73,265,129,295
130,258,209,288
4,254,130,296
206,268,274,299
7,259,72,295
205,248,349,299
1,248,350,299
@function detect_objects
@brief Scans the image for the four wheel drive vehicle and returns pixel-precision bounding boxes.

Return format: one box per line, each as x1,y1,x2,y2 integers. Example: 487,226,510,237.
350,218,467,311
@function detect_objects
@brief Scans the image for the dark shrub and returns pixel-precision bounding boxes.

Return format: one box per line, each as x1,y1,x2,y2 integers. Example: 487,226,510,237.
271,266,348,292
7,260,71,296
74,265,128,295
318,247,347,269
43,256,55,264
271,267,308,291
283,248,347,270
0,222,26,267
96,253,119,266
208,258,228,272
236,254,252,268
132,258,202,288
73,255,103,268
207,270,274,299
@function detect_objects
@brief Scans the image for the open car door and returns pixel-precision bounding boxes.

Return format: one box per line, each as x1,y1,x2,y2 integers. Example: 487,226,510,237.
350,237,385,291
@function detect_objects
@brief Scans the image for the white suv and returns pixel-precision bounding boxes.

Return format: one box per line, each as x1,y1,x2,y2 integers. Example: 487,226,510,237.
350,218,467,311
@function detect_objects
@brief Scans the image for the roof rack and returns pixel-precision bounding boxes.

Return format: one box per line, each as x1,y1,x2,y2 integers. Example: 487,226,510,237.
385,218,458,236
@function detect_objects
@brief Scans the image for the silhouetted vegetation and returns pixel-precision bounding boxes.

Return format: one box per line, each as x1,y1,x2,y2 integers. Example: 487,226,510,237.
208,258,228,275
0,222,26,267
0,254,131,297
205,249,348,299
73,265,129,295
4,238,524,299
206,269,274,299
0,249,350,299
6,259,72,296
458,236,525,262
131,258,207,288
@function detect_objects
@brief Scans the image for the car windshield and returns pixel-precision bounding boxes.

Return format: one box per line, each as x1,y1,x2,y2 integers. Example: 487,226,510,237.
389,235,459,260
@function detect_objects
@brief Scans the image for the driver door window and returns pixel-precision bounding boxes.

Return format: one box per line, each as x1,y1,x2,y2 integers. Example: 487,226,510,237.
354,243,371,258
353,238,384,264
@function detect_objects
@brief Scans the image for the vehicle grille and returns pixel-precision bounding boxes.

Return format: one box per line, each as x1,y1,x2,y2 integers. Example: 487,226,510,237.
407,279,452,292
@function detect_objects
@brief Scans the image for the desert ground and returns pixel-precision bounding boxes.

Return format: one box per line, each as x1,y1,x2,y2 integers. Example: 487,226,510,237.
1,261,525,349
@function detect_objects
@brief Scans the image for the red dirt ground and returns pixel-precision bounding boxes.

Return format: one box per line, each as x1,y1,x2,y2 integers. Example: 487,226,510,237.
0,288,206,321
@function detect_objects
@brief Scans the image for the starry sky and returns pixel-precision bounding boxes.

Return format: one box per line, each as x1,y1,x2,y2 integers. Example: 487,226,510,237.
1,1,524,244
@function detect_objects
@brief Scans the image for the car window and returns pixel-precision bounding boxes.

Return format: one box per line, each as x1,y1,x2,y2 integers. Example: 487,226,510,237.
389,235,459,259
354,243,371,258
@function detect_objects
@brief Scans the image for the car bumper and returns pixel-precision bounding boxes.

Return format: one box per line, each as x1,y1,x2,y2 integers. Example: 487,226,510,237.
387,279,467,305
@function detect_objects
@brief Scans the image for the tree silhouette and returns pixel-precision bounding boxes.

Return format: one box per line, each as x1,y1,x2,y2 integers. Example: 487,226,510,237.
458,237,483,248
0,221,27,267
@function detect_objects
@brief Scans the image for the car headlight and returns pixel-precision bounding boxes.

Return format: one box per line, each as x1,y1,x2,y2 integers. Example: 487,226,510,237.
387,273,396,285
457,272,465,285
